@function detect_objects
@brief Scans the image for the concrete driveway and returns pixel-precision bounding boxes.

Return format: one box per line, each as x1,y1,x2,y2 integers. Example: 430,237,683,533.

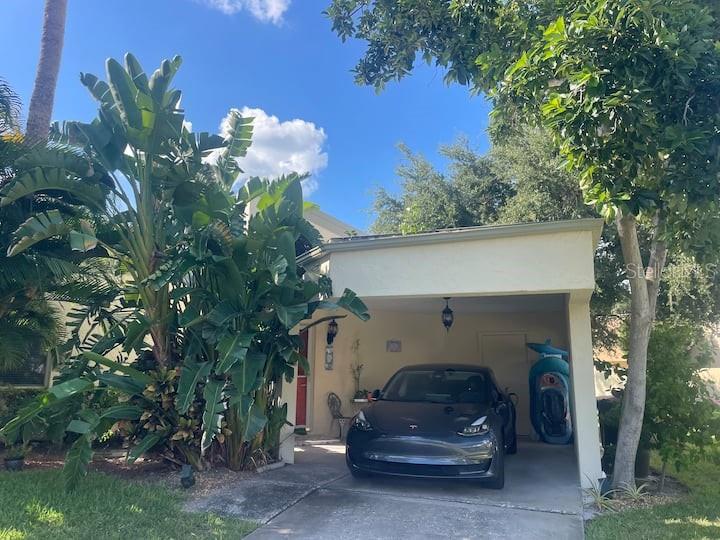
190,440,585,539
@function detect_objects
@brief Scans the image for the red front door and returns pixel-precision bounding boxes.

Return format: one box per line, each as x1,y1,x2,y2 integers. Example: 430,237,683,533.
295,330,308,427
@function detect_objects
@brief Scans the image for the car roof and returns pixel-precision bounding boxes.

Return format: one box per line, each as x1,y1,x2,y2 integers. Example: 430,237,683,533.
397,363,493,373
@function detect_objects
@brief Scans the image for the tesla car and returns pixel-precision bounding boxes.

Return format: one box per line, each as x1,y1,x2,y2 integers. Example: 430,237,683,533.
345,364,517,489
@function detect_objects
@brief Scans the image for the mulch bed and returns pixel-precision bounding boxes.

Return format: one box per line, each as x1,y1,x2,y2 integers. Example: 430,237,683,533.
4,447,175,481
591,468,690,514
3,446,279,495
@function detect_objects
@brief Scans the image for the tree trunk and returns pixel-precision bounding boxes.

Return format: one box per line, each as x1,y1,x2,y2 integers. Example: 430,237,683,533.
612,211,667,490
25,0,68,142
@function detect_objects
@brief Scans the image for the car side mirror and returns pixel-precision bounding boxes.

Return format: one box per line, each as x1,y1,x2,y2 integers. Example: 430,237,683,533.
371,389,381,401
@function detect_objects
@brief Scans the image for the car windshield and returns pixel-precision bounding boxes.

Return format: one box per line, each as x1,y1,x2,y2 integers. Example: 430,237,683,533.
381,368,492,404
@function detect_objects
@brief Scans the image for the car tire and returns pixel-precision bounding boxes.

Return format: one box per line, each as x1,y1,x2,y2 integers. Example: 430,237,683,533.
486,438,505,489
506,432,518,455
349,467,370,479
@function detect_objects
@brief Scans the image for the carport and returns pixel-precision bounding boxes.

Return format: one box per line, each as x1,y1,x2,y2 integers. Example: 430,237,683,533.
280,219,605,490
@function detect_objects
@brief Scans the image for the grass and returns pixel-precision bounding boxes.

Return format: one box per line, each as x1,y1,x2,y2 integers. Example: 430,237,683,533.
585,450,720,540
0,469,257,540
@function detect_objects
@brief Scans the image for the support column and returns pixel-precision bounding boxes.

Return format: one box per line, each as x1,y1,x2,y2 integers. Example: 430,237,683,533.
279,366,297,464
566,291,605,489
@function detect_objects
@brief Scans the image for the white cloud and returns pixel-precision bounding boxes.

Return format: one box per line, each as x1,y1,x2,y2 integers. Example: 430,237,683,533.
221,107,328,195
198,0,291,24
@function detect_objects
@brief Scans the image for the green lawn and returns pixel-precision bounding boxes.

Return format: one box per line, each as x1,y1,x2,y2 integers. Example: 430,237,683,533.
585,453,720,540
0,470,256,540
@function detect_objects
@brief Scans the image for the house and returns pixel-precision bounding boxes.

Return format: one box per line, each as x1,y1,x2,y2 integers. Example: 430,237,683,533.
278,209,606,489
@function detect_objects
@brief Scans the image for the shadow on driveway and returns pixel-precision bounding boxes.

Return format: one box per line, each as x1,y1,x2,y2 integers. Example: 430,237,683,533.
190,440,585,539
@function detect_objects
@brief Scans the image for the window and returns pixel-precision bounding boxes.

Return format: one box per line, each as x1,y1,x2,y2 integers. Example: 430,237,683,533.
0,343,49,386
382,368,492,404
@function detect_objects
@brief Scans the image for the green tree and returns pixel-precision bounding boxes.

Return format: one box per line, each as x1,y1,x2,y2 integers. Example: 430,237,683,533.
492,128,591,224
372,143,463,234
371,139,512,235
328,0,720,488
643,322,719,490
0,78,22,135
371,129,625,349
0,55,369,489
0,82,116,376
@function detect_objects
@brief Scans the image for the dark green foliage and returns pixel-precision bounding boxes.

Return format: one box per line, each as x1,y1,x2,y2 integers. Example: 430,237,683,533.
599,322,719,475
0,54,369,490
0,78,21,134
643,322,719,470
371,129,626,348
371,139,512,235
0,389,43,432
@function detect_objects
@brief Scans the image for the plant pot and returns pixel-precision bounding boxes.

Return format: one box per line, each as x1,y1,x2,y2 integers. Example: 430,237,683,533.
4,458,24,472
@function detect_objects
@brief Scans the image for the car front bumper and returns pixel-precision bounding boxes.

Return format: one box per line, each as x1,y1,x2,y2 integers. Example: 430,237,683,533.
346,430,500,479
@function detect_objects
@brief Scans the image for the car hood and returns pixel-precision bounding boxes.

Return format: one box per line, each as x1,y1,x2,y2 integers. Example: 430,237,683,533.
364,400,493,436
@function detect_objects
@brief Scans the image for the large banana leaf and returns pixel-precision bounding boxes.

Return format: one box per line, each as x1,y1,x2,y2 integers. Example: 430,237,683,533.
95,371,146,395
275,303,308,328
64,434,93,492
228,352,266,396
215,333,253,373
0,167,109,208
222,110,253,159
127,431,165,464
106,58,144,131
200,380,225,453
82,351,152,385
176,360,212,414
15,142,93,176
8,210,70,256
314,288,370,322
241,403,267,443
0,378,95,443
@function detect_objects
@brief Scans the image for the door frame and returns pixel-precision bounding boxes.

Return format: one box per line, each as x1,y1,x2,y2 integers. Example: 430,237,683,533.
295,329,309,428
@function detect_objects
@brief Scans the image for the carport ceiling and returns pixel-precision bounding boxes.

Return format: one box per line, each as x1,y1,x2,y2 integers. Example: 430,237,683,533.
364,294,566,314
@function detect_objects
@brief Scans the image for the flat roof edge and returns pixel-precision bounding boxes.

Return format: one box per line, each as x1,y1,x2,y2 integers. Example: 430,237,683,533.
298,218,604,264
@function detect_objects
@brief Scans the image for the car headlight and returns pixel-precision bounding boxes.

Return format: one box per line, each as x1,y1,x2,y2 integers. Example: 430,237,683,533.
352,410,372,431
459,415,490,436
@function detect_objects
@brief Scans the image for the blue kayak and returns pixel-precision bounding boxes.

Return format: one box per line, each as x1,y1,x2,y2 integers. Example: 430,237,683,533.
528,340,573,445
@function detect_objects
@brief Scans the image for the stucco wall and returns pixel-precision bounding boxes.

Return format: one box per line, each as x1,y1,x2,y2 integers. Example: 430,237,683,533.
320,229,597,299
306,308,568,438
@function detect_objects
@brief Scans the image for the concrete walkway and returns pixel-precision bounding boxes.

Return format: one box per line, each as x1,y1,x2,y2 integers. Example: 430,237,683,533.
190,441,585,539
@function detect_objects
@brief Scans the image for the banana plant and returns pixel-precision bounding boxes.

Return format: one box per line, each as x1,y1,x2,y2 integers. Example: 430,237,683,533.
0,53,253,368
0,53,369,488
153,172,369,468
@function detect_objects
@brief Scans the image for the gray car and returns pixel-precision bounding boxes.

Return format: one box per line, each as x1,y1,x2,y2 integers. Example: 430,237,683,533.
345,364,517,489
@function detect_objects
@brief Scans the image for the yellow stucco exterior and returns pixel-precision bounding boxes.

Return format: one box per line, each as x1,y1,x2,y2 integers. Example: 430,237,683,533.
280,218,606,488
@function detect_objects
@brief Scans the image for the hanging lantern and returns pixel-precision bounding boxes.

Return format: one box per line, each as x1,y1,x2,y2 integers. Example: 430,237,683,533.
441,297,454,332
327,318,339,345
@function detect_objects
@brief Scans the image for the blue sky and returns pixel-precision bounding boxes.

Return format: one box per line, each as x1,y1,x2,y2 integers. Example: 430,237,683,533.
1,0,492,230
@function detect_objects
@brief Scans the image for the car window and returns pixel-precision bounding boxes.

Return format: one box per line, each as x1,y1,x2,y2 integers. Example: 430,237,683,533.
382,369,491,404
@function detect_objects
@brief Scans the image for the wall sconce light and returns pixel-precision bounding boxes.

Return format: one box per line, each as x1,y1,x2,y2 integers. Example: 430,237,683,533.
441,297,454,332
326,318,339,345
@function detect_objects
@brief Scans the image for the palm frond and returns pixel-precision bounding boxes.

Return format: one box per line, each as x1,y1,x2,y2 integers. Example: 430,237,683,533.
0,78,22,134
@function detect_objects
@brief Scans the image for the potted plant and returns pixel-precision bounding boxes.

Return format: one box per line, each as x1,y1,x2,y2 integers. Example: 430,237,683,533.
4,443,27,472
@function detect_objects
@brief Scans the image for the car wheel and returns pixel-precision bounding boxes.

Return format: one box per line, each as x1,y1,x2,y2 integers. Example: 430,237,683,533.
486,438,505,489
